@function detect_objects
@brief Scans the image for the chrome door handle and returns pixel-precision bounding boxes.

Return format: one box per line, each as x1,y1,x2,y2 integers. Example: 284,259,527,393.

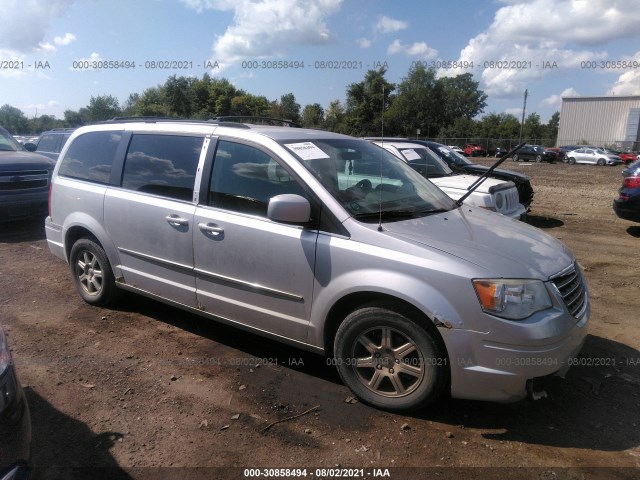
198,222,224,235
165,215,189,226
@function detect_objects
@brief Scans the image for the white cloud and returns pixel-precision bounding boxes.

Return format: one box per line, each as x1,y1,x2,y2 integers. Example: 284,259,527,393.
21,100,60,111
607,51,640,95
542,87,580,108
388,40,437,59
0,0,73,52
54,33,76,46
357,38,371,49
38,42,56,54
182,0,342,65
449,0,640,97
375,15,407,34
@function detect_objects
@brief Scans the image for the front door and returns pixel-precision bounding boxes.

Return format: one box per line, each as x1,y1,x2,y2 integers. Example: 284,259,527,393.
193,139,318,342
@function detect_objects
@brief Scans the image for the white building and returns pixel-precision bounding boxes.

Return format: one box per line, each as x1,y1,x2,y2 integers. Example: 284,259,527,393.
557,95,640,150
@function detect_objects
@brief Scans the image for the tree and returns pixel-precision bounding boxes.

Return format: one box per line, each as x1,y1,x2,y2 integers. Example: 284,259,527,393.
85,95,121,121
437,73,487,126
163,75,194,117
0,104,29,133
523,113,543,141
385,63,440,137
324,99,346,133
63,109,87,127
545,111,560,143
301,103,324,128
344,68,395,136
132,88,169,116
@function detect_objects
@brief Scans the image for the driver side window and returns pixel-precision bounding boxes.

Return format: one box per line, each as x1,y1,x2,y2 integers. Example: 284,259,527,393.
209,140,307,217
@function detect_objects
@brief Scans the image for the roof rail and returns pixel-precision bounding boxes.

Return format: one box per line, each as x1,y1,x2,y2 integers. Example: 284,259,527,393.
93,116,250,129
211,116,302,128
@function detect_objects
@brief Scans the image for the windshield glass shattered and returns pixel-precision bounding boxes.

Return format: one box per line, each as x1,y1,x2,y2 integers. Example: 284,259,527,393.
280,138,456,221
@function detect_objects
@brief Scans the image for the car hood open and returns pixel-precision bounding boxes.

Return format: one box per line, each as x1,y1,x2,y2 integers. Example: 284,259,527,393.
379,207,573,279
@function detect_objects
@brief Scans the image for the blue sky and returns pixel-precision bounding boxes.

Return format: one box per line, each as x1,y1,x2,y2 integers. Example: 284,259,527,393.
1,0,640,124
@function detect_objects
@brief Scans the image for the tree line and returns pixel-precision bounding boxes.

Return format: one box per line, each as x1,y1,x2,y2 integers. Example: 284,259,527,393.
0,64,559,144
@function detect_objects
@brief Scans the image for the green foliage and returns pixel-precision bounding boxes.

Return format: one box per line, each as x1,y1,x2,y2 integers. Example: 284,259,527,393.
344,68,395,136
0,104,30,133
301,103,325,128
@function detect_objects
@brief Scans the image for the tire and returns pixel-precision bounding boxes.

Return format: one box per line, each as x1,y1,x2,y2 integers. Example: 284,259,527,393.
535,155,542,163
568,157,576,165
333,306,448,411
597,158,606,166
512,154,519,161
69,237,120,306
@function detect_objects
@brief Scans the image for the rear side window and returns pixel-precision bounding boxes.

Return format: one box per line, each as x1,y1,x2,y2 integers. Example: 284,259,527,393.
121,134,203,201
36,134,59,153
59,131,122,184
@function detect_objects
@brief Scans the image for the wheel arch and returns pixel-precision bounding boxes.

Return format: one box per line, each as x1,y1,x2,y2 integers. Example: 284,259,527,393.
322,291,449,362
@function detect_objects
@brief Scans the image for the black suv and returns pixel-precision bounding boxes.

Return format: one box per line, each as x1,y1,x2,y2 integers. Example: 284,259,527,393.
24,128,75,161
0,125,56,221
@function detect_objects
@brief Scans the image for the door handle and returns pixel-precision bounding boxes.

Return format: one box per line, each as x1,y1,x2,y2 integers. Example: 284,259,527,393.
165,214,189,226
198,222,224,235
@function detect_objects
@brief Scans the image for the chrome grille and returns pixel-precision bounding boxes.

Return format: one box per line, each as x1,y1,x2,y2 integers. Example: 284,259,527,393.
0,170,49,191
551,263,587,318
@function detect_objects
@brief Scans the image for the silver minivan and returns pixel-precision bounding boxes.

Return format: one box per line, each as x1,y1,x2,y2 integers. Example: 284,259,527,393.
45,119,589,411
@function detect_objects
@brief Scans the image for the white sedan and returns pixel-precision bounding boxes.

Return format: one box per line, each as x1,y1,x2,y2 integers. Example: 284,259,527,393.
565,148,623,166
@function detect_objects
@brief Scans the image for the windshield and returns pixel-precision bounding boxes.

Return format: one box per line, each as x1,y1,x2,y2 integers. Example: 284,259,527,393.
279,138,456,221
397,146,453,177
0,128,24,152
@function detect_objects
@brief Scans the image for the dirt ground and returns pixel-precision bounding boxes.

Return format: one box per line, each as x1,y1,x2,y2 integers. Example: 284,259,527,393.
1,158,639,480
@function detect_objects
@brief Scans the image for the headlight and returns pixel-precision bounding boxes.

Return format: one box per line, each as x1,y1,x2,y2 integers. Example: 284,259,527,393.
472,279,552,320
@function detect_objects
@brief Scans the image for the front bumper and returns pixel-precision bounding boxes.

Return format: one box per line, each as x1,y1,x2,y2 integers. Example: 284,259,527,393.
0,191,48,221
447,302,590,403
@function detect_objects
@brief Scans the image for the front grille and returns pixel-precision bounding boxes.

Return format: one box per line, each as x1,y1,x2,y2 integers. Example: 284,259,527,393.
551,263,587,318
0,170,49,191
497,187,520,214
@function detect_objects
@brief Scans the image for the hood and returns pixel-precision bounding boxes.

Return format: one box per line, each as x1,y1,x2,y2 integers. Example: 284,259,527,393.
461,164,530,182
430,174,513,193
0,150,55,170
380,207,573,279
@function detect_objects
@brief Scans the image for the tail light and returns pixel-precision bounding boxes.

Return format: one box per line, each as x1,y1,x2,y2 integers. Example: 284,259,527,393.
623,176,640,189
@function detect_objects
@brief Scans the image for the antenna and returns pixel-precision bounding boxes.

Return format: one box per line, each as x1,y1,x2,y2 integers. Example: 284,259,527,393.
378,85,384,232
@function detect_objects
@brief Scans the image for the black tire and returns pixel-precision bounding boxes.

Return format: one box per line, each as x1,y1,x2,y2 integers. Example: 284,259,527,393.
568,157,576,165
512,154,519,161
69,237,120,306
535,155,542,163
333,306,448,411
597,158,606,166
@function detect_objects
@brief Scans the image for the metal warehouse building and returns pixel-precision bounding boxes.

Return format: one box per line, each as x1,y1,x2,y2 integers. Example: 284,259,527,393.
557,95,640,150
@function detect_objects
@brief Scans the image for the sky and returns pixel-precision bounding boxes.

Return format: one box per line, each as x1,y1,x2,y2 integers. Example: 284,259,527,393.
1,0,640,125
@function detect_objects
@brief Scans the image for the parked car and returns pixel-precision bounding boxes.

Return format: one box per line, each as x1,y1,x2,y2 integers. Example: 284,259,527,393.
409,140,534,209
0,125,56,221
486,146,508,158
565,148,622,166
370,141,526,219
0,323,31,479
463,143,486,157
613,160,640,222
46,118,589,411
616,151,637,165
24,128,75,161
511,145,557,163
447,145,465,155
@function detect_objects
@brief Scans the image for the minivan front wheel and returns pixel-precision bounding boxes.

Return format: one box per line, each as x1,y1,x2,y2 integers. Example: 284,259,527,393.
69,238,119,306
333,307,448,411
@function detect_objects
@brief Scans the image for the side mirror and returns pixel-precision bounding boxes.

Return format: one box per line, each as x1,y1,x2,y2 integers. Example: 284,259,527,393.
24,142,37,152
267,194,310,224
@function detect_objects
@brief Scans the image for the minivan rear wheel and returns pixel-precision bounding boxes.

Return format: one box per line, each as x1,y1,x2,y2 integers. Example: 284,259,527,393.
333,307,448,411
69,238,119,306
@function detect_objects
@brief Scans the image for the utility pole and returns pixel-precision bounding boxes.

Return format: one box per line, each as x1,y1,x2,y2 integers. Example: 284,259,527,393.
519,89,528,143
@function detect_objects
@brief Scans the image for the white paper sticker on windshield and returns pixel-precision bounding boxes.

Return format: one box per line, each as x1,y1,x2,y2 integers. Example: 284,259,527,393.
401,148,421,161
285,142,330,160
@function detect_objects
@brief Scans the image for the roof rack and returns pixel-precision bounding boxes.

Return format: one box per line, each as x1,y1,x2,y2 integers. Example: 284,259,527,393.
94,116,250,129
211,116,302,128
